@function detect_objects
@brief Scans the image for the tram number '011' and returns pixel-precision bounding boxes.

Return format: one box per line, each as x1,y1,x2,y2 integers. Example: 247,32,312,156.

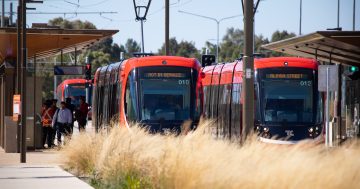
178,80,190,85
300,80,312,87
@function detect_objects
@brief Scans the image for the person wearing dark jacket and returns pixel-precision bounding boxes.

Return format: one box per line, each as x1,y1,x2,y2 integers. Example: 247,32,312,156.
76,97,89,132
65,97,75,134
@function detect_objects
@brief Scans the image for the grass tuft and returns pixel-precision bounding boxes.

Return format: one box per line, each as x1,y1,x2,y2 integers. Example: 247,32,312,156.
62,121,360,189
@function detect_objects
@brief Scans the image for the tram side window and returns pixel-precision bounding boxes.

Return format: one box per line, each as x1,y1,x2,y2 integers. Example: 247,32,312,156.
98,85,104,127
223,84,232,139
125,77,137,122
117,81,122,114
218,85,226,138
103,81,110,124
210,83,219,119
203,86,211,118
231,83,242,139
109,83,117,120
107,81,113,121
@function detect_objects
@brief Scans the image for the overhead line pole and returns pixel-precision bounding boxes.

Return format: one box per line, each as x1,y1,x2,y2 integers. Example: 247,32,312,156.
16,0,21,153
20,0,26,163
242,0,254,143
16,2,20,94
19,0,43,164
165,0,169,55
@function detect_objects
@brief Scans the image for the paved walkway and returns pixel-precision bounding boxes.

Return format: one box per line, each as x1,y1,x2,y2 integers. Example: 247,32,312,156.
0,165,93,189
0,122,94,189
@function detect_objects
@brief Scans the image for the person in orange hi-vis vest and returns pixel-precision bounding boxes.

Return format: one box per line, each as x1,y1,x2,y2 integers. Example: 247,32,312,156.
41,100,56,148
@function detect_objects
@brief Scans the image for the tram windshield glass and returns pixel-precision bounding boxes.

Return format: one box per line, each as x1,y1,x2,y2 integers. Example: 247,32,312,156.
259,69,316,124
65,84,91,106
139,67,192,121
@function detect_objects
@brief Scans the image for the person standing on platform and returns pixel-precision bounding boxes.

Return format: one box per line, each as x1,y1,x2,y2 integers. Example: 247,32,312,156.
52,102,72,146
76,96,89,132
41,101,51,148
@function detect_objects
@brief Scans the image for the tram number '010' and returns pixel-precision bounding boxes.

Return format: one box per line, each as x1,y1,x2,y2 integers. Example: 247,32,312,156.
178,80,190,85
300,80,312,87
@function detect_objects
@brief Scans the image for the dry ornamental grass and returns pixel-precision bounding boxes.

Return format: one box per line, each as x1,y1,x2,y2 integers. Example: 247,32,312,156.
62,120,360,189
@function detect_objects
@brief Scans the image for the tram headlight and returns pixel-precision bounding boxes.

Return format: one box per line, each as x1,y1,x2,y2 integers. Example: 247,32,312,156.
308,127,314,133
315,126,319,131
263,127,269,133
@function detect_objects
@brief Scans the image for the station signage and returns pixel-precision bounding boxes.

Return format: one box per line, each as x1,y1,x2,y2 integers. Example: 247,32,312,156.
13,95,21,122
54,66,84,75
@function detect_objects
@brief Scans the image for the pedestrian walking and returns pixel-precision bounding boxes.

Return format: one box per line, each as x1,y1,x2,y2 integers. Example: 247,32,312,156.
76,97,89,132
52,101,72,146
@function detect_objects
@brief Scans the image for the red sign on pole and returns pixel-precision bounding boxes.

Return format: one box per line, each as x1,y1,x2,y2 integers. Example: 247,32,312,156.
13,95,21,122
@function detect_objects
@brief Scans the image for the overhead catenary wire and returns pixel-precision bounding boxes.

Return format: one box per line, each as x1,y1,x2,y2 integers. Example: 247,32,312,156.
5,11,117,14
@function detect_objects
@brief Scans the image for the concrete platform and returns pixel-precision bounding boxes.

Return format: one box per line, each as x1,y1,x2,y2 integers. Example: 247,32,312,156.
0,122,95,188
0,165,93,189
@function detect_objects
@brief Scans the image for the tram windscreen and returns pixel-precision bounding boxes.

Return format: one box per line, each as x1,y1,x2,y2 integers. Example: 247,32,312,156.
260,71,314,124
65,84,88,106
140,69,191,121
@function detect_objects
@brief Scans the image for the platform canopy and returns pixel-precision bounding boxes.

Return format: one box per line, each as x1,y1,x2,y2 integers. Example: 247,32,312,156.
262,31,360,66
0,27,119,63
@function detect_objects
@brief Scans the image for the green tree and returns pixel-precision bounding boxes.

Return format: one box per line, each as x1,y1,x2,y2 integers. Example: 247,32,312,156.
219,28,244,62
124,38,141,57
255,34,270,54
158,37,200,59
158,38,179,56
270,30,296,56
48,17,96,29
271,30,296,42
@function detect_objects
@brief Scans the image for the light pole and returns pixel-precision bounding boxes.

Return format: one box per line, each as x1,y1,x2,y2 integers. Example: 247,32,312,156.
133,0,152,53
178,10,241,63
299,0,302,35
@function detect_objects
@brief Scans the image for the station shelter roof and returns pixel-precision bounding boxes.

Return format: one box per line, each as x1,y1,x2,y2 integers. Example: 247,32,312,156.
0,27,119,64
262,31,360,66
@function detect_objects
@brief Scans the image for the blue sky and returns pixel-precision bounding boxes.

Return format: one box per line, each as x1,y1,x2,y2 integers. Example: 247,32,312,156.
2,0,359,53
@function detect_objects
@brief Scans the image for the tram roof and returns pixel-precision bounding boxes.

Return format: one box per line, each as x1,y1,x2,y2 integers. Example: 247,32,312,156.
0,27,118,64
262,31,360,66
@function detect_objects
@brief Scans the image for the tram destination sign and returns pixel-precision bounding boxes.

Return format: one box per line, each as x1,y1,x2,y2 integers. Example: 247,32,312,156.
54,66,84,75
143,72,188,78
318,65,338,92
265,73,310,79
